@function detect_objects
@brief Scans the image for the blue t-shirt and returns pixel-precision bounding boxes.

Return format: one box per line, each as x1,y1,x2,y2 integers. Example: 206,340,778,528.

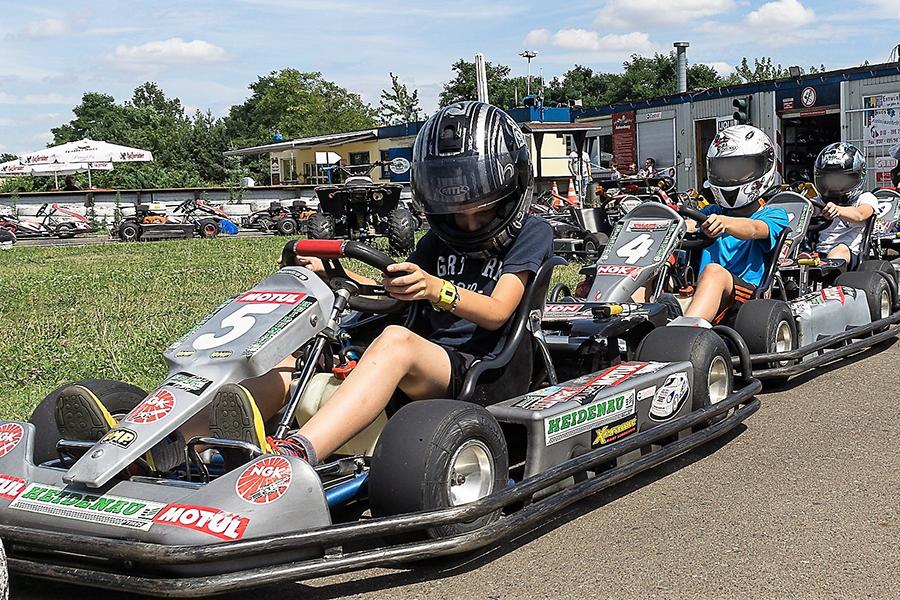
408,215,554,357
699,205,789,287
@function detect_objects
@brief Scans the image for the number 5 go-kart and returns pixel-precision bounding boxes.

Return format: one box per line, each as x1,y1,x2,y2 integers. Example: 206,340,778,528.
0,239,761,597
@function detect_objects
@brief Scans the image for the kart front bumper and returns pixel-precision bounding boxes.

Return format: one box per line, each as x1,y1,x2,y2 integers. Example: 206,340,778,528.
1,380,761,597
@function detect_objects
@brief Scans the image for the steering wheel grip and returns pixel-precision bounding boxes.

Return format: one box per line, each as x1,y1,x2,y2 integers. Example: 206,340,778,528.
676,206,717,248
677,205,709,224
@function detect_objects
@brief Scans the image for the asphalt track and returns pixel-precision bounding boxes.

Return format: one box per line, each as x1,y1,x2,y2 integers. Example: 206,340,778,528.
10,340,900,600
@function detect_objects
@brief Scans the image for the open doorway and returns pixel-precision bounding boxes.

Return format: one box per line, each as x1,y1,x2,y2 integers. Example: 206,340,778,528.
781,113,840,184
694,118,718,189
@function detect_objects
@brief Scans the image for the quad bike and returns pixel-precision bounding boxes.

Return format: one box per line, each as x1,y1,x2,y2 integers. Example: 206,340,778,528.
310,160,417,255
242,200,316,236
0,203,93,239
0,238,761,596
114,199,231,242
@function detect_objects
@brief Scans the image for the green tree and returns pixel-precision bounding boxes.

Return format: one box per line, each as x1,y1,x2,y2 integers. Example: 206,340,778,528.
734,57,827,83
379,72,423,125
604,52,741,105
439,59,523,109
545,65,619,106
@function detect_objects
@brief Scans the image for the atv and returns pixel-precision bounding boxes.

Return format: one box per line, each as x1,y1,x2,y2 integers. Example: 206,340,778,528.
242,199,316,236
309,160,417,255
114,198,230,242
0,238,760,596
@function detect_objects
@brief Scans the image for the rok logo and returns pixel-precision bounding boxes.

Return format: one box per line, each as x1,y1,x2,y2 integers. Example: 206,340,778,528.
100,428,137,449
125,390,175,424
236,456,292,504
544,389,636,445
0,474,26,501
153,503,250,541
237,291,307,304
591,416,637,448
164,372,213,396
0,423,24,458
9,484,166,531
820,286,846,305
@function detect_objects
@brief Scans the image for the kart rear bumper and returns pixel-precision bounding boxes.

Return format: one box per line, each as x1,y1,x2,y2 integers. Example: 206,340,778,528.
2,381,761,597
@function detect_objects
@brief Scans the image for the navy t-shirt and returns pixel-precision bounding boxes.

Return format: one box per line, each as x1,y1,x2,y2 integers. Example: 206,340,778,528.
408,215,553,357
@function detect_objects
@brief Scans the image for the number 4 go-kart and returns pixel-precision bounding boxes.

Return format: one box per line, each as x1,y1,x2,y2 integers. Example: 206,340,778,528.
0,239,761,596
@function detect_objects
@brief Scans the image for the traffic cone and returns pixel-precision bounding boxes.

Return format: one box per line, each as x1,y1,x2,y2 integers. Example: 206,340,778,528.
566,179,578,207
551,180,562,208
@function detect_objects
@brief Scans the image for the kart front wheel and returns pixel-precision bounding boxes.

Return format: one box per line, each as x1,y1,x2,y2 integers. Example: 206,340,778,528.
28,379,148,465
118,220,141,242
369,399,508,539
838,270,894,321
198,218,219,238
275,217,298,236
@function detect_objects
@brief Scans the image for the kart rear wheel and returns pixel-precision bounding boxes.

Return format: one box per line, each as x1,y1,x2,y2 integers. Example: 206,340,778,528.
835,270,892,323
275,217,298,236
118,220,141,242
583,232,606,262
733,299,797,387
636,327,732,427
549,283,572,302
369,399,508,539
307,213,335,240
387,208,416,255
55,223,76,239
198,218,219,238
28,379,148,465
856,260,898,303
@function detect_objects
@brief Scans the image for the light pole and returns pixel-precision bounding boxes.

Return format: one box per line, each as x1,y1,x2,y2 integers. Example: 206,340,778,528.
519,50,538,96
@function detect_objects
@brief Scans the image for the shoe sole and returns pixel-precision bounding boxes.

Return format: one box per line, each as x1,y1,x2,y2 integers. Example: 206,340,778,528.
55,387,117,442
209,387,269,451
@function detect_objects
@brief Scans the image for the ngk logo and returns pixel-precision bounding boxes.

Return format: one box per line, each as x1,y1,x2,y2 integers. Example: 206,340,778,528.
236,456,292,504
0,423,24,458
153,503,250,541
237,291,306,304
0,474,26,501
125,390,175,424
597,265,638,276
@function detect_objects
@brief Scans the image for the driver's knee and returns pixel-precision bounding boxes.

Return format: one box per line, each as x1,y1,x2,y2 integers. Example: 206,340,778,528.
826,244,851,261
696,263,730,288
368,325,416,358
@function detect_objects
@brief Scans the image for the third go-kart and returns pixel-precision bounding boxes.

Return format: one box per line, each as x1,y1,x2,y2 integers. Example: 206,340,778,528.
242,199,316,236
114,198,231,242
870,187,900,259
0,237,760,596
1,203,93,239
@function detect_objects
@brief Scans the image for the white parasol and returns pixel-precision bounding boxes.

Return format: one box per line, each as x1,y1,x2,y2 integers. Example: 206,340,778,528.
19,138,152,188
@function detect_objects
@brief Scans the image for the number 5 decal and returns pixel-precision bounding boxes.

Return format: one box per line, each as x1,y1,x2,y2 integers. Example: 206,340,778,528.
615,233,655,264
193,304,279,350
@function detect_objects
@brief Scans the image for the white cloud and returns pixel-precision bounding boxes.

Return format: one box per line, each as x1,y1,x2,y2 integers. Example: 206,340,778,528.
30,132,54,145
18,18,69,39
0,93,76,105
109,38,227,65
597,0,734,30
523,29,551,47
551,30,655,54
746,0,815,28
703,62,734,76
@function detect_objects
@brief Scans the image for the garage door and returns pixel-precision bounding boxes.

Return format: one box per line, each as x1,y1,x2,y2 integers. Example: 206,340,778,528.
637,119,675,168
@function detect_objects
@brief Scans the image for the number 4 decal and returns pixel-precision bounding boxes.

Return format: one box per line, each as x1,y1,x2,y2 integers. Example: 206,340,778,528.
615,234,654,264
193,304,279,350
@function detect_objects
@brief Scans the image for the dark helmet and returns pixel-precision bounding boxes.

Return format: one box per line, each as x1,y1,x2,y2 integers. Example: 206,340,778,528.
411,101,532,257
814,142,867,202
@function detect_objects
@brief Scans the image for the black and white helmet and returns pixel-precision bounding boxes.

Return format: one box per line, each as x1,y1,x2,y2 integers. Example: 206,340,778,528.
707,124,777,209
814,142,867,203
411,101,532,257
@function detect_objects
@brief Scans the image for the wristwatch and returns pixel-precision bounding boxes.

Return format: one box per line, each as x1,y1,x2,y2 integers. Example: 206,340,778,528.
432,279,460,312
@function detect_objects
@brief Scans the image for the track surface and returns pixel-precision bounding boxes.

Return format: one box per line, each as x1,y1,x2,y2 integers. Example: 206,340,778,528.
11,230,268,248
10,341,900,599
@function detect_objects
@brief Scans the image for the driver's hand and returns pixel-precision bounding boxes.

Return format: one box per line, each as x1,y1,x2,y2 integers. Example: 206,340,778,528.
279,255,326,276
702,213,727,237
383,262,440,302
822,202,840,220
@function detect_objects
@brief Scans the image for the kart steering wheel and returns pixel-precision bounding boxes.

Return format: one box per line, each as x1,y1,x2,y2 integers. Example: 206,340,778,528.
676,206,716,249
806,196,833,233
281,239,403,314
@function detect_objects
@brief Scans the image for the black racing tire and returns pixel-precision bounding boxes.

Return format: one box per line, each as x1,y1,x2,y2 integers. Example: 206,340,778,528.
369,399,508,539
118,220,141,242
733,300,797,387
28,379,148,465
306,213,335,240
857,259,898,299
835,271,892,323
549,283,572,302
582,232,607,262
198,218,219,238
55,223,76,239
387,208,416,255
636,327,732,426
0,536,7,600
275,217,298,236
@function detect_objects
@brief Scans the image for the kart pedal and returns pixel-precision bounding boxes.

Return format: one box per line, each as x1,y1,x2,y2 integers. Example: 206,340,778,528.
55,385,117,442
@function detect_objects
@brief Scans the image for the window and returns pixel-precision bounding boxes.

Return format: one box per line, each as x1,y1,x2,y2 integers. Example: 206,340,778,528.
349,151,370,166
380,150,390,179
303,162,328,185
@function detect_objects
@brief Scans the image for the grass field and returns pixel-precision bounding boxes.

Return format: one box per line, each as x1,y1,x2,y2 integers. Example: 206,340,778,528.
0,237,581,420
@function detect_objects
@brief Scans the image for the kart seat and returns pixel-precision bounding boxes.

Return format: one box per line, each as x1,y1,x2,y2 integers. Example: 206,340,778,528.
754,227,790,299
569,207,607,234
457,256,567,406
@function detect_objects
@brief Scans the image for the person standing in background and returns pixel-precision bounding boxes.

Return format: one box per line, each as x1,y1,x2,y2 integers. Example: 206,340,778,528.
568,150,594,206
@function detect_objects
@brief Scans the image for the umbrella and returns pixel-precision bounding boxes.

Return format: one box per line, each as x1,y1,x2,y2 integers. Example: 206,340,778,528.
19,138,152,188
0,159,113,188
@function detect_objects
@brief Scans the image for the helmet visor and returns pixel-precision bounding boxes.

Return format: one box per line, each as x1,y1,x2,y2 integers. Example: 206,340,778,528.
412,151,522,214
708,154,772,188
815,170,863,200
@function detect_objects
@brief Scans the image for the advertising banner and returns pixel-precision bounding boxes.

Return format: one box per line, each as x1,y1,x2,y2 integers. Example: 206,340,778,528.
612,110,636,172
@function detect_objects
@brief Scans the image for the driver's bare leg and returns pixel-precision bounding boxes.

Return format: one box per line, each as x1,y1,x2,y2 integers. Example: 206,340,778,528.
296,325,451,460
684,263,732,321
825,243,851,263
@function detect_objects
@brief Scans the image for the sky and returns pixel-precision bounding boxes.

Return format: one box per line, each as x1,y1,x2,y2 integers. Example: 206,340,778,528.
0,0,899,155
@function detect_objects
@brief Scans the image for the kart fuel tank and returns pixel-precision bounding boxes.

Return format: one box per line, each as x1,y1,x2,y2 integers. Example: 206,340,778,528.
789,285,871,348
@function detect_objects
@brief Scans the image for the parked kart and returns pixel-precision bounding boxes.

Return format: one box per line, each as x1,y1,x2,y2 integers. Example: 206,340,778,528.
0,227,14,248
0,238,760,596
870,188,900,259
114,199,231,242
242,199,316,236
0,203,93,239
532,190,614,262
310,160,417,255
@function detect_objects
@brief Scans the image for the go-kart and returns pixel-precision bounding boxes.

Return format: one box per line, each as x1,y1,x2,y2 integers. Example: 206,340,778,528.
114,199,232,242
870,188,900,259
0,238,760,596
1,203,93,239
242,199,315,236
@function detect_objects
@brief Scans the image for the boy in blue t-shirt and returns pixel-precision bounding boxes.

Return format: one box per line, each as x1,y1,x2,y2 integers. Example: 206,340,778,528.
685,125,789,323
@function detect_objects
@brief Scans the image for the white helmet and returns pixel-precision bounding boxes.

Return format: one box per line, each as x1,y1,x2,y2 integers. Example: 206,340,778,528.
707,124,776,209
